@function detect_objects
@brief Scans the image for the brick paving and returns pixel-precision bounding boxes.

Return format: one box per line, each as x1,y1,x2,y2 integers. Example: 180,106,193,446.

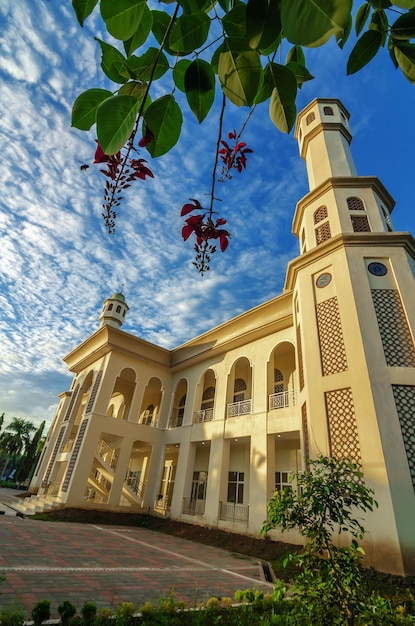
0,514,273,619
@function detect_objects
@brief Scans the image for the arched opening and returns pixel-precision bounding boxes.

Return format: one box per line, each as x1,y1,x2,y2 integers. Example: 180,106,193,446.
226,357,252,418
138,377,163,426
169,379,188,428
106,367,136,421
268,342,297,410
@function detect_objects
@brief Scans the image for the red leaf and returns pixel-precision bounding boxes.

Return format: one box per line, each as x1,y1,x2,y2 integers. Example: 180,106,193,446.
181,203,197,216
215,217,227,226
182,224,195,241
94,141,110,164
185,214,204,225
219,233,229,252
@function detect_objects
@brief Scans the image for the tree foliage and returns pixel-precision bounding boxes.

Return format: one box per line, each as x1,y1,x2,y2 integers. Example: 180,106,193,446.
71,0,415,270
262,456,380,625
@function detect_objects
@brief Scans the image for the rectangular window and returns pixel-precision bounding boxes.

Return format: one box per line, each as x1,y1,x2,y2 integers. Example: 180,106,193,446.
275,471,291,491
227,471,244,503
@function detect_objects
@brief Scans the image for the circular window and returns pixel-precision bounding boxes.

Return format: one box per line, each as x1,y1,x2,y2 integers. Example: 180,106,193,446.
368,262,387,277
316,273,332,288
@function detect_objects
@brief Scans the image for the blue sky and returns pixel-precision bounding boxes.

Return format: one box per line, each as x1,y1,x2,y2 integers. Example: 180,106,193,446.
0,1,414,429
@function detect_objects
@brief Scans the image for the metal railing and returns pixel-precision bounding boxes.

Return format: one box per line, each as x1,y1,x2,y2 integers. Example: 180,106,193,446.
90,468,111,493
182,498,206,516
226,399,252,418
44,481,61,496
269,390,297,411
219,501,249,523
124,473,144,497
193,407,214,423
139,411,158,427
95,440,119,468
60,439,74,453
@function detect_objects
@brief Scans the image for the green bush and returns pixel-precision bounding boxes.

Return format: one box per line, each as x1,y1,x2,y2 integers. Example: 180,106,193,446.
0,607,25,625
80,601,97,624
57,600,77,625
31,600,51,626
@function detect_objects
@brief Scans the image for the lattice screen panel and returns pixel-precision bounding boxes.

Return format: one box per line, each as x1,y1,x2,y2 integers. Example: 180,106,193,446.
296,325,304,390
371,289,415,367
314,206,328,224
325,388,363,467
316,297,348,376
392,385,415,491
63,384,79,422
315,222,331,245
347,197,364,211
302,402,310,470
85,370,103,414
351,216,370,232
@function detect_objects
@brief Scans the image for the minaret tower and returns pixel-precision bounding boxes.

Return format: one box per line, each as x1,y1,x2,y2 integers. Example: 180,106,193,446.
99,292,129,328
286,98,415,575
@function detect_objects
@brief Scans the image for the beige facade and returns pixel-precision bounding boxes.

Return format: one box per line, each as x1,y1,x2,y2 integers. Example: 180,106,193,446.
25,99,415,576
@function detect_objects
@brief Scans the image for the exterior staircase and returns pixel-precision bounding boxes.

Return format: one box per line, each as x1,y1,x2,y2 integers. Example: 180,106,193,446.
11,493,63,516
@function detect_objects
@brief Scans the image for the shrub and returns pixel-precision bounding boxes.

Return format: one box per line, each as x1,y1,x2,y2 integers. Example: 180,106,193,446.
57,600,77,625
31,600,51,626
115,602,135,625
0,607,25,625
80,601,97,624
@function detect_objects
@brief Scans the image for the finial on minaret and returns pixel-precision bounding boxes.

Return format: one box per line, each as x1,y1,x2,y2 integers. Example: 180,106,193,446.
99,291,129,329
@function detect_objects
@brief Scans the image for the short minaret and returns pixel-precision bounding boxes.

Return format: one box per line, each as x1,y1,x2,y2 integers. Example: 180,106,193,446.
294,98,357,190
99,292,129,329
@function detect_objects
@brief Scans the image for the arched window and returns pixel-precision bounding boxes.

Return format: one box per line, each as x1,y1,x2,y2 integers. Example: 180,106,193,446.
314,206,328,224
347,197,364,211
142,404,154,425
306,111,315,125
201,387,215,410
323,106,334,116
274,369,284,394
233,378,247,403
108,303,113,311
177,394,186,426
381,206,393,232
116,305,122,313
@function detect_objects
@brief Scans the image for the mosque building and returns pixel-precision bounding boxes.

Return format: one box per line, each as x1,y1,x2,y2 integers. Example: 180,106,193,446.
20,99,415,576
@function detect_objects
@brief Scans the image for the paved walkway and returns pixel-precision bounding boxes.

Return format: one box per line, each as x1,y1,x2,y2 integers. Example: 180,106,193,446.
0,493,273,618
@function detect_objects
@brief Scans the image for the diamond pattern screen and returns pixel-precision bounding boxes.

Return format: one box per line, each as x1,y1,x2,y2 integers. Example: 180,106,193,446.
325,388,362,466
371,289,415,367
316,297,348,375
392,385,415,491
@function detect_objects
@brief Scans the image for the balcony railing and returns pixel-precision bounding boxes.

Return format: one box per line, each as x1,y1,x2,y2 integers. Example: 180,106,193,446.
169,408,184,428
139,411,158,427
95,440,119,468
226,399,252,418
182,498,206,516
60,439,74,453
219,502,249,523
269,390,296,411
193,407,214,423
124,473,144,497
90,468,111,493
44,481,61,496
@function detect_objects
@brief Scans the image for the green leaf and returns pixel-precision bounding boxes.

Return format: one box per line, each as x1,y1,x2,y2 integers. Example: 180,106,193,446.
178,0,216,14
268,63,297,132
286,61,314,85
259,31,282,55
118,81,147,99
394,41,415,82
246,0,282,50
144,95,183,157
184,59,216,122
281,0,352,47
347,29,382,74
100,0,146,41
218,37,263,106
286,45,306,66
222,5,247,39
95,38,129,84
391,11,415,40
152,10,178,56
169,12,211,53
218,0,231,10
72,0,99,26
336,12,352,48
71,88,113,130
211,42,224,73
355,3,371,36
392,0,415,7
173,59,192,92
96,95,140,155
126,48,169,81
368,0,391,6
123,5,153,56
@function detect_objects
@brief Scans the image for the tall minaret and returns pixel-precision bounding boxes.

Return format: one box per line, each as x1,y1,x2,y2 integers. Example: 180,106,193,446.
286,98,415,575
99,292,129,328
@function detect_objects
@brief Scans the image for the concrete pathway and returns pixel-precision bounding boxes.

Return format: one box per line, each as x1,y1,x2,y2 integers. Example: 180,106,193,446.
0,503,273,619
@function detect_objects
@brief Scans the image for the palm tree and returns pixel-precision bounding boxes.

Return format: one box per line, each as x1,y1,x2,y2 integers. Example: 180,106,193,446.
0,417,36,481
15,421,46,483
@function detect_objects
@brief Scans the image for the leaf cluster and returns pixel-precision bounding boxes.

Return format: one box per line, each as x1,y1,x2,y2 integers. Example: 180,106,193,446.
71,0,415,161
